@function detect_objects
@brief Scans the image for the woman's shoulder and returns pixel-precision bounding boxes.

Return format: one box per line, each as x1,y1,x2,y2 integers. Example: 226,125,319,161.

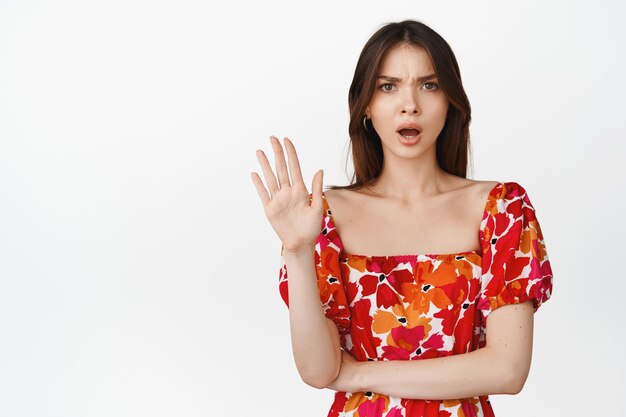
320,188,355,223
322,180,503,205
322,187,356,201
322,187,374,216
471,179,533,201
465,179,501,193
319,179,531,215
481,180,532,202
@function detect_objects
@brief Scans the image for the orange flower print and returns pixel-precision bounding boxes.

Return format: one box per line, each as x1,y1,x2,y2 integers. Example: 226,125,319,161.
278,183,553,417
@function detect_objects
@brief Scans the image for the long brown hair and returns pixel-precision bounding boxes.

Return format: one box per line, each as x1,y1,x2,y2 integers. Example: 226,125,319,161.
326,19,473,192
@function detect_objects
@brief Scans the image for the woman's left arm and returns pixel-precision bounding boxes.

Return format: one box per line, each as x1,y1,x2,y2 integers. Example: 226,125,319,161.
327,300,534,399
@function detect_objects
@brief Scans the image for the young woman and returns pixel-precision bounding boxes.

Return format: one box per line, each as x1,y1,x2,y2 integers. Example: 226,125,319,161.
251,19,553,417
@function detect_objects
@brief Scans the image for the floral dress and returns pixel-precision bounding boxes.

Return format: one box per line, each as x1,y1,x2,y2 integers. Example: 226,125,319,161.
278,181,553,417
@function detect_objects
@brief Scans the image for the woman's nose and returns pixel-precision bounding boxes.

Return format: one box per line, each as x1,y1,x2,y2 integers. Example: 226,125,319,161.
401,91,420,114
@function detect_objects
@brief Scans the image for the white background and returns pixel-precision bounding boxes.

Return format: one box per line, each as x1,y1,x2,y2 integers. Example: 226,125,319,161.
0,0,624,416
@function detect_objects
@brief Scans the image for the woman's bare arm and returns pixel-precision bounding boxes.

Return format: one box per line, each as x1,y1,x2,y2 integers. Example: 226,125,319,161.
330,300,534,399
283,246,342,389
252,135,341,388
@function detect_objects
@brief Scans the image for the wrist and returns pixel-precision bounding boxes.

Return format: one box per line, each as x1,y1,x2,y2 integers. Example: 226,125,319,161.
350,360,369,392
283,242,316,258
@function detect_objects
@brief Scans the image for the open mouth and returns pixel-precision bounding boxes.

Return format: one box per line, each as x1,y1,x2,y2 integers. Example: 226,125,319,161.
398,128,420,138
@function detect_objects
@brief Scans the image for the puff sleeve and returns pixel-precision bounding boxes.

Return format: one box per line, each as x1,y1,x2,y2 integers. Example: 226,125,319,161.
277,194,351,336
477,182,553,324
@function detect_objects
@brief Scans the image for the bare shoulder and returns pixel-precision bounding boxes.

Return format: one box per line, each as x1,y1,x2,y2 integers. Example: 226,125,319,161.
322,188,361,212
324,180,500,207
323,180,501,254
460,179,501,210
443,179,501,233
436,178,500,202
467,179,501,198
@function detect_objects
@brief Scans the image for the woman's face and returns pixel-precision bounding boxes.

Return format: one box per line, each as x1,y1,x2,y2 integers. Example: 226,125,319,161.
366,43,449,159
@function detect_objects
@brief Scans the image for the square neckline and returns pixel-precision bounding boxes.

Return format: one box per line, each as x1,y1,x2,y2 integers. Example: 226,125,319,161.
320,181,505,260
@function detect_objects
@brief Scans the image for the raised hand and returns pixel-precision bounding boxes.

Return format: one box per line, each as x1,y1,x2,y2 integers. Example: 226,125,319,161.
251,135,324,254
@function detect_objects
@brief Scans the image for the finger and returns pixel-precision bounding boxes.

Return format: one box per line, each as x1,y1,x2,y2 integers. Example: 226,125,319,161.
311,169,323,212
256,148,280,197
250,171,270,207
284,137,305,188
271,136,291,189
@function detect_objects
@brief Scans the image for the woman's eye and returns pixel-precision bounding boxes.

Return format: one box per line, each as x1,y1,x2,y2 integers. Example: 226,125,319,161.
379,83,395,92
423,82,439,91
378,82,439,92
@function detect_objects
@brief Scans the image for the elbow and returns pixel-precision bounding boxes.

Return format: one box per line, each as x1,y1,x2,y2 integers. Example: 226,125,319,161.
491,346,531,395
507,376,526,395
299,360,340,390
302,376,332,390
301,370,338,390
294,321,343,389
504,364,530,395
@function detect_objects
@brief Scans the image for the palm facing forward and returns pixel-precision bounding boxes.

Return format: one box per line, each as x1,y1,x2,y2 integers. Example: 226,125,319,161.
251,135,324,254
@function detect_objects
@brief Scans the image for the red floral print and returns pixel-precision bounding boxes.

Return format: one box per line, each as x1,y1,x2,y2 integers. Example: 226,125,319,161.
278,181,553,416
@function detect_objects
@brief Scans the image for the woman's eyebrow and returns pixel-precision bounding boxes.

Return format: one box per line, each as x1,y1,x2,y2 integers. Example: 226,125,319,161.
377,74,437,83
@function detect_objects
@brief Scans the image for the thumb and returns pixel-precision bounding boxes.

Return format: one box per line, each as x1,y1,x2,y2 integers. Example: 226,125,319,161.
311,169,323,211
